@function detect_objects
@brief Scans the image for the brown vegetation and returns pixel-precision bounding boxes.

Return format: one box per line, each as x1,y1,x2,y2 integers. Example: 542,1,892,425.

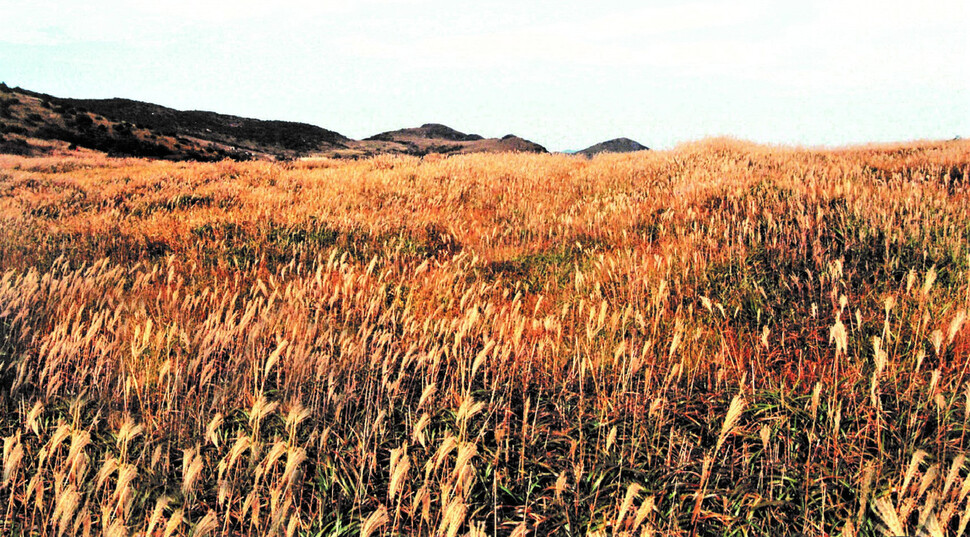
0,138,968,535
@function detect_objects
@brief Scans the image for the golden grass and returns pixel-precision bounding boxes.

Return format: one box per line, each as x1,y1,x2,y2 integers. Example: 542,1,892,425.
0,138,968,535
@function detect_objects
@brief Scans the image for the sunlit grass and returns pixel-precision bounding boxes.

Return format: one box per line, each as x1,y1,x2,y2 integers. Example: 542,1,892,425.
0,139,968,536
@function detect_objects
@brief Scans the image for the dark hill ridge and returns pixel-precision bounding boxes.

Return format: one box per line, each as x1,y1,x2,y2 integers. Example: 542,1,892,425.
1,84,560,160
367,123,484,142
60,97,351,153
345,123,546,158
578,137,649,157
1,84,349,160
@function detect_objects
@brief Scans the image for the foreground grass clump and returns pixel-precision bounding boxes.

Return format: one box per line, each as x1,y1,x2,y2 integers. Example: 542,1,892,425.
1,139,969,536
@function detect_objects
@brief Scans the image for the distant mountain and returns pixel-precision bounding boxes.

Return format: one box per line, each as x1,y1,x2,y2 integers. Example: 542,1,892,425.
577,137,649,157
368,123,485,143
340,123,546,158
0,85,548,160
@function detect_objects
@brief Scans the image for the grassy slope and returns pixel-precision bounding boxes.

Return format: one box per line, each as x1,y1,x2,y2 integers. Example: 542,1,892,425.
1,85,349,161
56,96,350,156
0,140,969,536
1,86,546,161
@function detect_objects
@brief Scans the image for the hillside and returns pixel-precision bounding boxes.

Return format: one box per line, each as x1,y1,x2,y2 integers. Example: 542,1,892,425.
368,123,486,143
0,84,350,160
334,123,547,158
577,137,649,157
57,96,351,156
0,85,549,160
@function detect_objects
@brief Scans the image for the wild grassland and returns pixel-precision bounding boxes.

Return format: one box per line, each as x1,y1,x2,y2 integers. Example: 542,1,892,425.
0,139,969,536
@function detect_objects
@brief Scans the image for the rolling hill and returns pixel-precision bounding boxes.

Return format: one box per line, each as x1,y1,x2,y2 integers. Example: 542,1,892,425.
337,123,547,158
577,137,649,157
0,85,550,160
0,84,350,160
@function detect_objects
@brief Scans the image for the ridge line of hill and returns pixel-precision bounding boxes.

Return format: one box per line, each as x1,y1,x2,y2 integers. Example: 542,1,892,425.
0,84,647,160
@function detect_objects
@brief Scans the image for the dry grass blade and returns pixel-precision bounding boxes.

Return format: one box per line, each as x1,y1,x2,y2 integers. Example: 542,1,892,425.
192,510,220,537
873,496,906,536
2,434,24,486
360,505,389,537
615,482,643,533
716,395,746,454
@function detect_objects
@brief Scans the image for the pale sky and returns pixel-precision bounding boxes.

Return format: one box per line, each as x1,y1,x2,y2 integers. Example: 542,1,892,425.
1,0,967,150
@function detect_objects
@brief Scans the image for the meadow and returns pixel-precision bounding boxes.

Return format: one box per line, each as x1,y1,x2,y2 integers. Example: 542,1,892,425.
0,139,969,536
